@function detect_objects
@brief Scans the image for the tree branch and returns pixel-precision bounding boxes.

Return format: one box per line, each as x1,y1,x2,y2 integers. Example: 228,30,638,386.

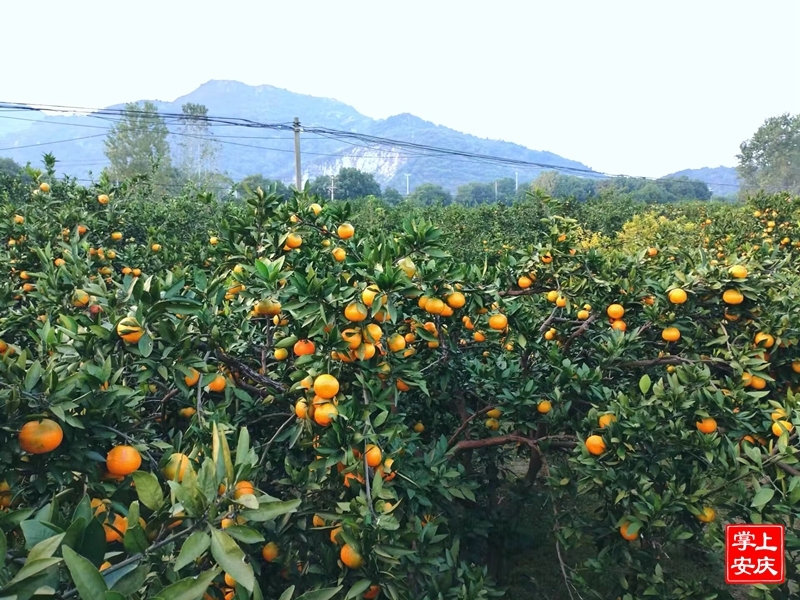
216,350,286,392
446,405,496,450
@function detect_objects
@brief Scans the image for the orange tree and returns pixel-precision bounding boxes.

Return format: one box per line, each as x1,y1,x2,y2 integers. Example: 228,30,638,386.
0,165,798,600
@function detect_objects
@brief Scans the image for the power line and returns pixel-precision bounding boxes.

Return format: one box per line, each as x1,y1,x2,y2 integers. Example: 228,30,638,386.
0,100,741,189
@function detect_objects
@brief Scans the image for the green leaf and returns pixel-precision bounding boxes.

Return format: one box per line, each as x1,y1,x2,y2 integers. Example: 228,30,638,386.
132,471,165,511
210,528,255,592
24,360,43,392
346,580,373,598
26,532,65,562
241,499,301,522
296,586,344,600
6,557,62,586
278,585,296,600
235,427,251,466
212,422,234,486
62,546,108,599
174,531,210,571
152,566,221,600
138,333,154,358
0,529,6,569
224,525,265,545
20,520,63,549
106,592,126,600
109,565,149,596
751,487,775,509
638,374,651,395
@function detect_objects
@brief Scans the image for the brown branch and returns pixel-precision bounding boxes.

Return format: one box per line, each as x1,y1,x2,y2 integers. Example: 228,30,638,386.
539,305,562,334
775,461,800,477
562,313,599,352
452,433,536,454
216,350,286,392
446,405,497,450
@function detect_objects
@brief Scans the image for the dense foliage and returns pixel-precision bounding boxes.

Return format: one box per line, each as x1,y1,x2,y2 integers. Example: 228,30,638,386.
0,160,798,600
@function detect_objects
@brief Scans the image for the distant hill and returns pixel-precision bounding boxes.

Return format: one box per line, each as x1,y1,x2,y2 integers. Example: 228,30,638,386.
664,166,740,197
0,80,597,192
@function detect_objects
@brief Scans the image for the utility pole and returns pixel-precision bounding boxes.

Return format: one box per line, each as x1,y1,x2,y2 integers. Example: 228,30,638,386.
405,174,411,196
515,171,519,192
495,181,498,201
293,117,302,191
328,175,337,201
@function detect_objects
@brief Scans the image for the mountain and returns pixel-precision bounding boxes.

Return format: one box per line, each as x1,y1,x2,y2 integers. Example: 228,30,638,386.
664,166,740,197
0,80,597,192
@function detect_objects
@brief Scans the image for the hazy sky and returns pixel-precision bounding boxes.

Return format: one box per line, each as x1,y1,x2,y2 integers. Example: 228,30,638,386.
2,0,798,177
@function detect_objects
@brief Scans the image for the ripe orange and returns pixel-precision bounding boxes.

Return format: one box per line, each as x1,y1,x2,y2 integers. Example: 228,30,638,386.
337,223,355,239
340,543,364,569
365,444,382,467
293,339,316,356
647,247,658,257
396,379,410,392
19,419,64,454
312,514,325,527
363,585,381,599
295,400,309,419
661,327,681,342
286,233,303,248
106,445,142,476
585,435,606,456
485,418,500,430
697,507,716,523
754,332,774,348
309,203,322,215
234,481,256,499
0,480,12,508
39,182,50,193
749,375,767,390
184,368,200,387
255,298,282,316
208,374,227,392
387,333,406,352
224,573,236,588
414,422,425,433
598,414,616,428
361,285,381,306
696,418,717,434
104,514,128,543
179,407,196,418
619,522,638,541
446,292,466,309
314,403,338,426
151,243,161,252
344,302,368,322
262,541,279,562
546,290,559,302
606,303,625,319
541,253,552,264
722,289,744,305
611,320,627,332
772,420,794,436
555,295,567,308
13,214,24,224
163,453,191,482
577,309,590,320
537,401,552,414
364,323,383,343
517,275,533,289
668,289,688,304
314,374,340,399
486,408,502,419
488,314,508,330
425,298,445,315
729,265,748,278
116,317,144,344
332,247,346,262
792,360,800,374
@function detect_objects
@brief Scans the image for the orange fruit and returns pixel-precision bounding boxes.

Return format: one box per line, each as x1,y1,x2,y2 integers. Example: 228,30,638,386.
396,379,410,392
330,526,343,544
184,368,200,387
473,331,486,342
179,407,196,418
255,298,282,316
309,203,322,215
18,419,63,454
98,194,109,204
722,289,744,305
163,453,191,482
0,481,12,508
262,541,279,562
104,514,128,543
772,420,794,436
517,275,533,289
661,327,681,342
361,285,382,306
697,507,716,523
598,414,616,428
151,243,161,252
619,522,638,541
337,223,355,239
696,418,717,434
340,543,363,569
39,182,50,193
647,247,658,257
116,317,144,344
606,304,625,319
577,309,589,320
555,295,567,308
224,573,236,587
611,320,627,332
208,374,227,392
363,585,381,599
293,339,316,356
312,514,325,527
754,332,774,348
295,400,309,419
106,445,142,476
486,408,502,419
234,481,256,499
387,333,406,352
729,265,748,278
413,422,425,433
332,247,346,262
344,302,368,322
668,289,688,304
537,401,552,414
584,435,606,456
314,403,338,426
488,314,508,330
749,375,767,390
365,444,382,467
111,231,123,241
485,418,500,430
286,233,303,248
446,292,466,309
314,374,340,399
425,298,445,315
